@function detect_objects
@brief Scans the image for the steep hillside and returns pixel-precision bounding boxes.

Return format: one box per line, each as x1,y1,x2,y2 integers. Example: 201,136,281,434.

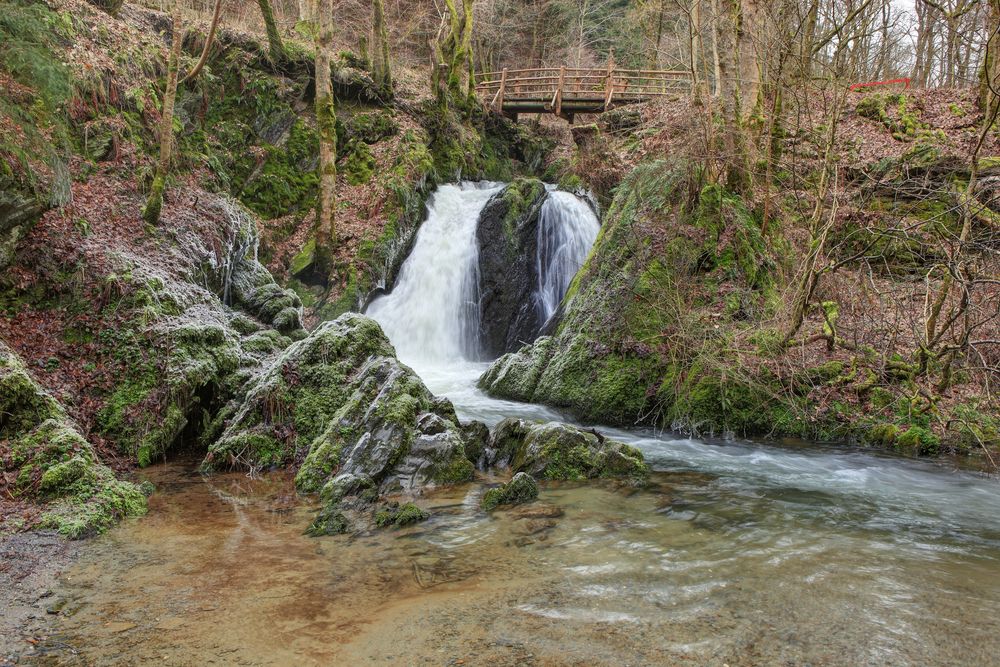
483,90,1000,463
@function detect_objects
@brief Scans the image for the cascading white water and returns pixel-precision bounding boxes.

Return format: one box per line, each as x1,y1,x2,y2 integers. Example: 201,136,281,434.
535,189,600,323
366,182,503,364
368,182,600,368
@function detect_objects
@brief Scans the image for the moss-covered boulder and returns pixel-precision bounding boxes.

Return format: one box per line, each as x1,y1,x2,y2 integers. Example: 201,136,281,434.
479,161,782,434
475,178,549,357
484,418,649,484
0,341,148,538
481,471,538,511
208,313,474,533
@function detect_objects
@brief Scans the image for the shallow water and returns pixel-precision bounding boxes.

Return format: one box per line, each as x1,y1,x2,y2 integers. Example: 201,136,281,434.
39,181,1000,665
40,458,1000,665
39,362,1000,666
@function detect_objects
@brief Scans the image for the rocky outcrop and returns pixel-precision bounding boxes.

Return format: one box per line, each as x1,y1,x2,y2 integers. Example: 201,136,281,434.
207,313,475,533
478,162,735,429
202,197,304,334
0,186,44,272
0,341,149,538
475,178,548,357
484,418,649,484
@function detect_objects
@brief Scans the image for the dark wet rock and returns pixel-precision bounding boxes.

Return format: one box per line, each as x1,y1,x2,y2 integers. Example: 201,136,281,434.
208,313,474,533
510,518,557,535
475,178,548,357
485,418,649,484
460,419,491,467
482,472,539,511
509,503,564,520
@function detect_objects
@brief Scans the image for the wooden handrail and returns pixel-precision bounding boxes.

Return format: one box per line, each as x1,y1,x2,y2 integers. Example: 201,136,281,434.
474,64,691,118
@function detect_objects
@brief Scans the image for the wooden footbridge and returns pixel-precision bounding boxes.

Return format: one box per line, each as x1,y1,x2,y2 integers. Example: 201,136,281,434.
475,62,690,122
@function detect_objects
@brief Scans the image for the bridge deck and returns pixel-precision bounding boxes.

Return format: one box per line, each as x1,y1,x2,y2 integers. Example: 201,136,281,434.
475,66,690,121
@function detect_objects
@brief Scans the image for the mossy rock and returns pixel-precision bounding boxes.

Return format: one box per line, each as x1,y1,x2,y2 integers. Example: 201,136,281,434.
1,342,147,537
485,419,649,484
343,139,376,185
374,501,429,528
346,111,399,145
481,472,538,511
896,426,940,456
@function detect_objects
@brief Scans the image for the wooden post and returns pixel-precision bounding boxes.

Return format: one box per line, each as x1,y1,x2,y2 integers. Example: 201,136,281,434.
604,51,616,110
555,65,565,116
497,67,507,111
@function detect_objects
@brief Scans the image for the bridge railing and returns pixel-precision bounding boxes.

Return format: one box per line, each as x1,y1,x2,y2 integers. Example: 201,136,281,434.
475,66,691,114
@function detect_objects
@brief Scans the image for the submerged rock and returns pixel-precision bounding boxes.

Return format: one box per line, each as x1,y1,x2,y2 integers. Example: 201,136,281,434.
485,418,649,484
475,178,548,357
208,313,474,533
482,472,538,511
0,342,148,538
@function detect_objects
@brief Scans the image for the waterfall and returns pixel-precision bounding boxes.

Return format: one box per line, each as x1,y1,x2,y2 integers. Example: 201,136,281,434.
367,182,503,364
367,182,599,367
535,190,601,323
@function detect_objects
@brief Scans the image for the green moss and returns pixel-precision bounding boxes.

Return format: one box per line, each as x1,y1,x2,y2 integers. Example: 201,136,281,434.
868,423,899,447
38,476,147,539
39,455,93,495
343,139,375,185
896,426,940,456
374,501,429,528
305,506,351,536
295,439,344,492
481,472,538,511
346,110,398,144
431,454,474,485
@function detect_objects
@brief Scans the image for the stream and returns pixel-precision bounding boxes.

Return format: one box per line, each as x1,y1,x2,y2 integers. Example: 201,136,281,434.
37,183,1000,666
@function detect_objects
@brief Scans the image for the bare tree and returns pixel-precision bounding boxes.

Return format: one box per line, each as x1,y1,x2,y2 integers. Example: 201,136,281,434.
143,3,183,225
432,0,475,111
314,0,336,269
371,0,392,94
181,0,223,84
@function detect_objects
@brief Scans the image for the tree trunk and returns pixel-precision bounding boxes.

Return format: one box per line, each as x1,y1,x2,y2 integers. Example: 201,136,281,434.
372,0,392,94
433,0,475,112
982,0,1000,114
710,0,722,95
799,0,818,80
689,0,702,89
257,0,287,65
181,0,222,84
143,4,183,226
314,0,336,269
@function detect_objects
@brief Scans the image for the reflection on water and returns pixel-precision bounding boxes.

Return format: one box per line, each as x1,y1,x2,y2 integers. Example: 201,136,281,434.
40,338,1000,665
43,452,1000,666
